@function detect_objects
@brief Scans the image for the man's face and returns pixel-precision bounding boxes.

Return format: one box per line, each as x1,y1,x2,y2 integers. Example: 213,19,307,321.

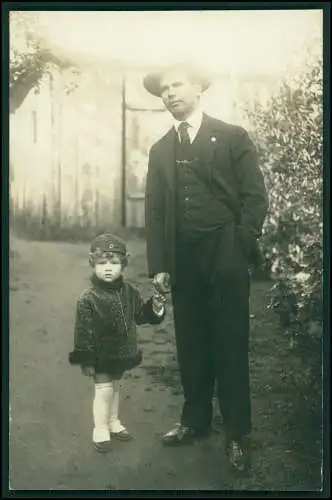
159,69,202,120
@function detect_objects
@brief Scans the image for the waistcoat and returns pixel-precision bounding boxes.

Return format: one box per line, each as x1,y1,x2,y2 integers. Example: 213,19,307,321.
175,137,233,241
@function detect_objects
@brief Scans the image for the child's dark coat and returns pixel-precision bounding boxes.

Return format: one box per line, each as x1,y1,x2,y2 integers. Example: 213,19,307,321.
69,275,164,374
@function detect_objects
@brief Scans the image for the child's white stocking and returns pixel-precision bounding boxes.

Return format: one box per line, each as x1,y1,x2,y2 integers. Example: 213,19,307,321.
108,380,126,433
92,382,114,443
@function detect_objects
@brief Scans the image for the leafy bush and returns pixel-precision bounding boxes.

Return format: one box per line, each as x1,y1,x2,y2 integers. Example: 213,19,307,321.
243,54,323,391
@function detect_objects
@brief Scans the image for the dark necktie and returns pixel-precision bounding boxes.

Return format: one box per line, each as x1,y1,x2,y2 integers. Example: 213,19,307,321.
178,121,191,146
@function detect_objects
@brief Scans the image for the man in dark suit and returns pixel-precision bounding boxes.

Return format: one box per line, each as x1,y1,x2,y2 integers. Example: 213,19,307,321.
143,63,269,472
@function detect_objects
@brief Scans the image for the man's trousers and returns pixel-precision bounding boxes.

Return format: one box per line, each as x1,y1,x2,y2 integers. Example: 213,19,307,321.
171,221,251,441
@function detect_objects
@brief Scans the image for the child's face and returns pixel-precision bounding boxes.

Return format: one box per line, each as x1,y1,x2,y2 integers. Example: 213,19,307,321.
94,253,123,282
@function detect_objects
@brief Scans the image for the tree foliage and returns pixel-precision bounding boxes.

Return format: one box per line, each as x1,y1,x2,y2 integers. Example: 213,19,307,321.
10,11,74,113
243,53,323,390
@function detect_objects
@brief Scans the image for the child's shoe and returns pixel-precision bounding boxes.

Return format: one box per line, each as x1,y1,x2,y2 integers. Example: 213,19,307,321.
94,440,112,453
109,420,132,441
110,428,132,441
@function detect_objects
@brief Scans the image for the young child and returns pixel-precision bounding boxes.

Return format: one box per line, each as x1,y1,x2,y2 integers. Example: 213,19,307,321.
69,233,166,453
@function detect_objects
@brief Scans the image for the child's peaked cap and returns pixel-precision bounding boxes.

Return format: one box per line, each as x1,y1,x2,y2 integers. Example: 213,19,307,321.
90,233,127,257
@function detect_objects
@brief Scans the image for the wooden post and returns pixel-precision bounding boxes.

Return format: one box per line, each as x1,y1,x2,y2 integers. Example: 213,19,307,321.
121,73,126,227
50,72,57,222
57,71,63,227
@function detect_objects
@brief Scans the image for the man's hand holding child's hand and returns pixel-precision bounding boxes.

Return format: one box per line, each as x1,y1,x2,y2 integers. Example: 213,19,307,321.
153,272,170,294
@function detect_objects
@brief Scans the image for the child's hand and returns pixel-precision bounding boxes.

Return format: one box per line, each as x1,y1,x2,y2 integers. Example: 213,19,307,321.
152,290,167,316
81,365,95,377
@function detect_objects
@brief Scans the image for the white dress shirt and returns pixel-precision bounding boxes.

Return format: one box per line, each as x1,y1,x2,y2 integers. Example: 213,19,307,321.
173,107,203,144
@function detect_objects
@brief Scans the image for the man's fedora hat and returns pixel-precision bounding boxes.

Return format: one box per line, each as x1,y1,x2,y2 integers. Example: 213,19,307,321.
143,62,212,98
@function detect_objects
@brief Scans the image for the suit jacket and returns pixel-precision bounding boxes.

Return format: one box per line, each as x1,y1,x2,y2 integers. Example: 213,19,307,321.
145,113,269,283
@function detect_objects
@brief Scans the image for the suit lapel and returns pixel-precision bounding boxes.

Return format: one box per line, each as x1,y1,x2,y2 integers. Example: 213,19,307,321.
192,113,219,163
158,127,177,191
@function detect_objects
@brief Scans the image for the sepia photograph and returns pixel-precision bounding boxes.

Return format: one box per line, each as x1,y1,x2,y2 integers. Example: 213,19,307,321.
5,3,328,494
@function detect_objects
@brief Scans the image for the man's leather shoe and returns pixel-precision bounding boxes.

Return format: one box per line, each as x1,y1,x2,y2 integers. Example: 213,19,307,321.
162,423,197,446
226,440,248,472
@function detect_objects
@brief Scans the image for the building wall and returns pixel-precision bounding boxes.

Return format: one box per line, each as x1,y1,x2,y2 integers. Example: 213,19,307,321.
10,66,123,232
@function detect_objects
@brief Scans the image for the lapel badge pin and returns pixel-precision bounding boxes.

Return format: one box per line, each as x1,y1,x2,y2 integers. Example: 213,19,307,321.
211,136,217,143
